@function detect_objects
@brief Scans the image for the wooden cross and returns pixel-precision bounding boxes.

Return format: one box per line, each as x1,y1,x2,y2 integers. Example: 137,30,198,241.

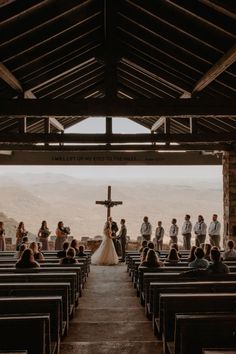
96,185,123,219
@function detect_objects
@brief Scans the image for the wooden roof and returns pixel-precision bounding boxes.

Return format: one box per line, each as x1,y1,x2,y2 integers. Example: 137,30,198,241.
0,0,235,151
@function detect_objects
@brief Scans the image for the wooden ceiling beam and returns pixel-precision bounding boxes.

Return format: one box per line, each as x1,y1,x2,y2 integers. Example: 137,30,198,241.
0,98,236,117
0,143,230,152
0,132,236,144
0,62,23,94
191,44,236,96
104,0,117,99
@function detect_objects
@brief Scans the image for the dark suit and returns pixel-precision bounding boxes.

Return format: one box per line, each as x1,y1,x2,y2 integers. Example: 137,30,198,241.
111,221,120,255
118,224,127,261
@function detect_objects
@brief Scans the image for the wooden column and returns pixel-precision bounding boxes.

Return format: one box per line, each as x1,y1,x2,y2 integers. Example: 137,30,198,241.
106,117,112,146
223,151,236,248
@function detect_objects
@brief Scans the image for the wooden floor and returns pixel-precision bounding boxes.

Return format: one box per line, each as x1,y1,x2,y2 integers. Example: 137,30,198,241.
60,264,162,354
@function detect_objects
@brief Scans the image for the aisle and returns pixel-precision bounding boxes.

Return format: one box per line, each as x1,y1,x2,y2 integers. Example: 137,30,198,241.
61,264,162,354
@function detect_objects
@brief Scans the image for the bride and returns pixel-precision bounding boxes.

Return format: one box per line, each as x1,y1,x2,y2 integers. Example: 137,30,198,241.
91,220,119,265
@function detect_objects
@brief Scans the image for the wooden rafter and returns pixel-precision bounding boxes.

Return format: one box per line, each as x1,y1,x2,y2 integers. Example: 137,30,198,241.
191,44,236,96
0,62,23,93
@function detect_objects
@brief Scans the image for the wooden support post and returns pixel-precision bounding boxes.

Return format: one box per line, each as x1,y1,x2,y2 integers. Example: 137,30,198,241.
190,117,198,134
18,118,27,133
164,118,171,135
106,117,112,146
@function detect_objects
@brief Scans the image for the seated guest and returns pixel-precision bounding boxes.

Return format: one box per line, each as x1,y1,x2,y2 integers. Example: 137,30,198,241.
204,243,212,261
139,240,148,253
187,245,197,262
165,248,180,265
16,248,40,268
141,249,164,268
71,239,79,254
21,236,29,247
207,248,230,274
140,247,149,262
223,240,236,260
147,241,161,256
17,243,27,259
189,247,209,269
61,247,77,265
170,243,182,258
77,245,87,257
57,241,69,258
29,242,44,261
148,241,155,249
0,221,6,251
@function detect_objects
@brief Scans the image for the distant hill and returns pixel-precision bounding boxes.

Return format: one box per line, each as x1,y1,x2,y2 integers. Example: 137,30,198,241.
0,173,223,244
0,212,35,241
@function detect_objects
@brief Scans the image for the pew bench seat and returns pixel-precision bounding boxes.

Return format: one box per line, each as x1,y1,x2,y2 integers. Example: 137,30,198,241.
0,314,51,354
167,313,236,354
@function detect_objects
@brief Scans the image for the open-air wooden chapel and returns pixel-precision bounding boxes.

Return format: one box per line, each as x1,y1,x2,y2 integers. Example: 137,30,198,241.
0,1,236,353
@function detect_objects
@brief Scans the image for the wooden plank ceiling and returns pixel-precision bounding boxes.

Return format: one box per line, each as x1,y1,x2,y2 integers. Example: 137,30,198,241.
0,0,235,144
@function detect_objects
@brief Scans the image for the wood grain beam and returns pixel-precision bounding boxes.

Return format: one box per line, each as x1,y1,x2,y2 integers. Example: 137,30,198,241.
0,132,236,144
0,98,235,117
104,0,117,98
192,44,236,96
0,143,230,151
0,62,23,93
151,117,165,132
0,151,222,166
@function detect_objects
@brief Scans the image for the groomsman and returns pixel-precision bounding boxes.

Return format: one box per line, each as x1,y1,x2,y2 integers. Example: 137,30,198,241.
181,214,192,250
169,218,179,246
140,216,152,242
208,214,221,248
155,221,164,251
193,215,207,247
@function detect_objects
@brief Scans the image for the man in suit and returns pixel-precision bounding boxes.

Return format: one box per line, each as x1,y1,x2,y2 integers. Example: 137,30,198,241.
108,216,120,255
118,219,127,262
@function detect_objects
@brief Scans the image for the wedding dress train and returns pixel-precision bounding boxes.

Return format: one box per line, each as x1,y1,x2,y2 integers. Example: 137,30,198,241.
91,226,119,265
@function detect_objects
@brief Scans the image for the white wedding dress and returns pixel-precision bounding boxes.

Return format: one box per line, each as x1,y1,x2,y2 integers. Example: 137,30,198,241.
91,226,119,265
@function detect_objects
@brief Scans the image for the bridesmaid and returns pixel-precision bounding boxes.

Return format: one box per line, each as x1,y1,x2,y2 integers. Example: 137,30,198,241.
38,220,50,250
16,221,28,251
0,222,6,251
55,221,68,250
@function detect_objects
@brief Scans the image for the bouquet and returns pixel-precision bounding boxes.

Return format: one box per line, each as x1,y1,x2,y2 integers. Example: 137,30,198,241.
42,229,51,237
63,226,71,235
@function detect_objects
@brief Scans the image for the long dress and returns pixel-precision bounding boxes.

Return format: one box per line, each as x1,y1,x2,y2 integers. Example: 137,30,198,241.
91,225,119,265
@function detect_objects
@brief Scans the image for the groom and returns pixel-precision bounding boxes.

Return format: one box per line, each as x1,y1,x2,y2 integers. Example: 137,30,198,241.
108,216,120,254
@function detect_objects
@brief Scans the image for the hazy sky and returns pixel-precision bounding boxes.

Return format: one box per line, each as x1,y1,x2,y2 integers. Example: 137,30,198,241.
0,118,222,181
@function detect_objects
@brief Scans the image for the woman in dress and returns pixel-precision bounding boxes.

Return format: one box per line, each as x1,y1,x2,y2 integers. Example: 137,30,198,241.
91,220,119,265
0,222,6,251
16,222,28,251
38,220,50,250
55,221,68,250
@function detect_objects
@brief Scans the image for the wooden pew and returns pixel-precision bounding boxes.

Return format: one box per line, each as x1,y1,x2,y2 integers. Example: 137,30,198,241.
168,313,236,354
0,314,51,354
159,293,236,354
0,266,82,299
0,282,70,335
143,272,236,309
0,296,62,354
0,273,77,316
149,280,236,328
